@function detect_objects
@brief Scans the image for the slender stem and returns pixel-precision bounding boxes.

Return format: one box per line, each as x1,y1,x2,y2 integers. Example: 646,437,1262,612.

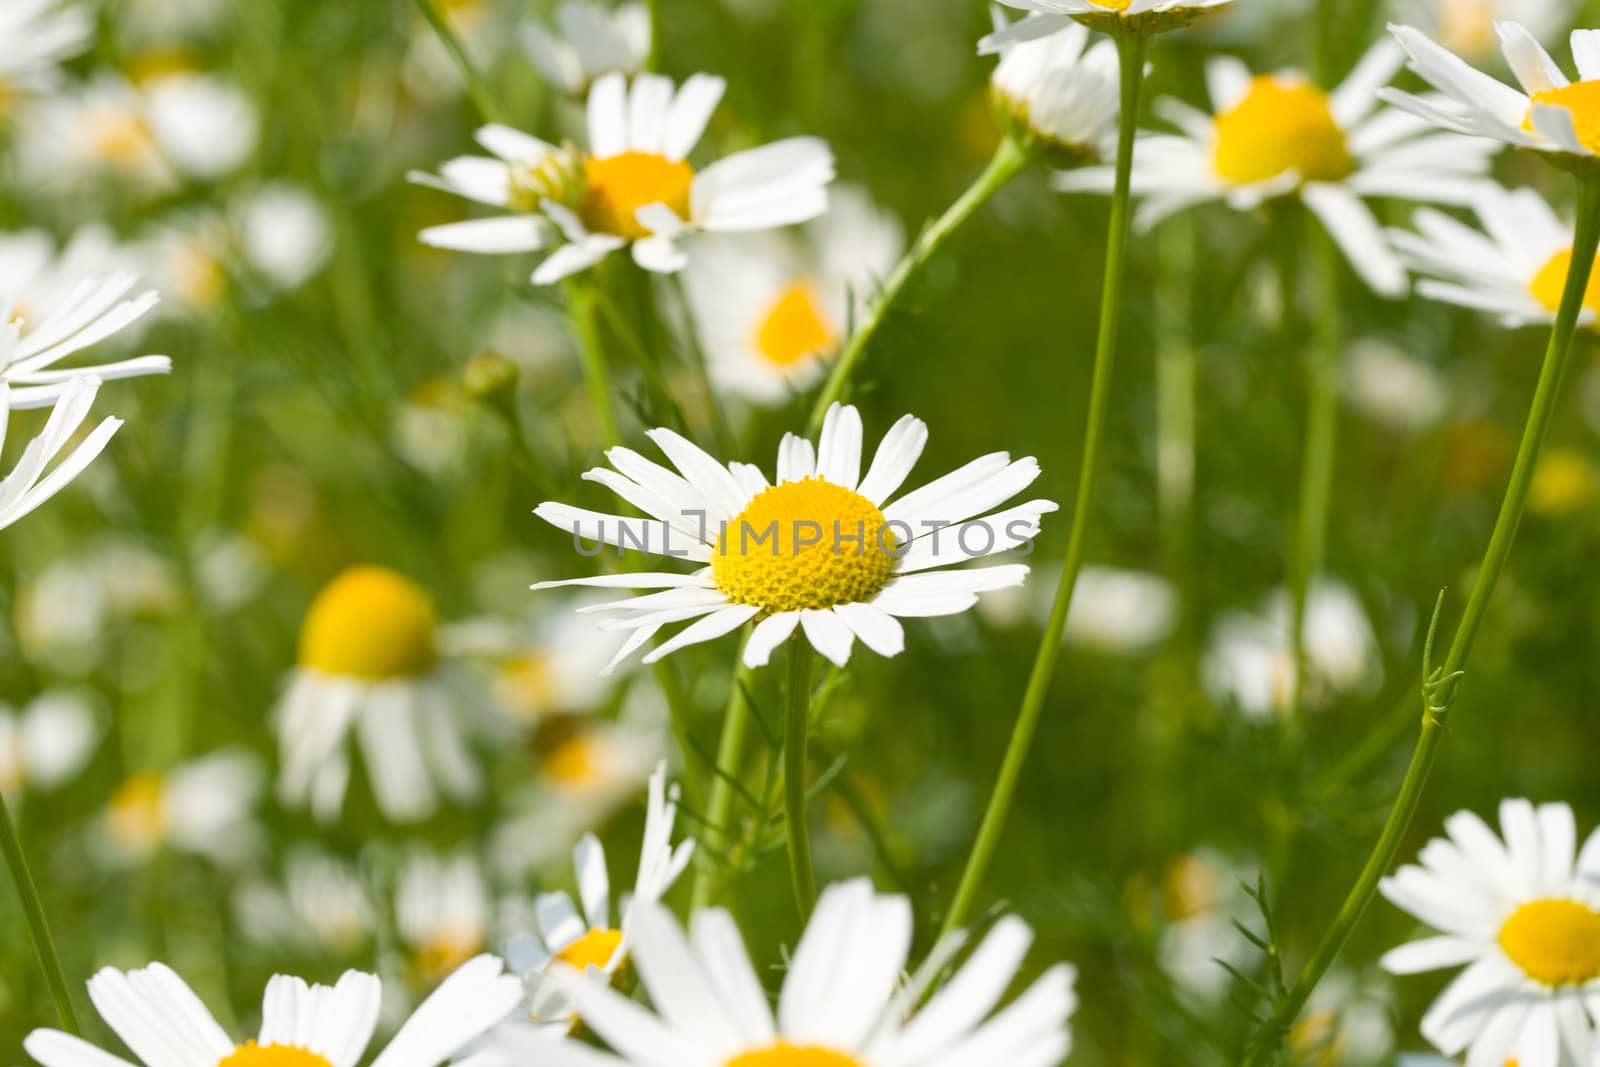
1155,220,1198,651
408,0,503,124
567,280,624,444
690,652,755,909
805,136,1033,435
0,790,80,1034
784,638,817,917
939,33,1149,940
671,275,736,456
1246,176,1600,1064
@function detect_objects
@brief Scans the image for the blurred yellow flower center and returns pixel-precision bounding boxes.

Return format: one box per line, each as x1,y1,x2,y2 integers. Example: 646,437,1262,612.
1498,898,1600,986
553,927,624,971
1212,76,1354,185
1086,0,1133,8
90,109,156,166
1162,854,1220,921
1530,447,1596,517
108,773,166,852
724,1047,864,1067
218,1043,334,1067
712,477,898,613
1435,0,1495,56
414,926,483,980
1526,82,1600,154
172,237,226,309
1528,247,1600,317
754,283,835,368
543,732,603,786
0,748,23,793
581,151,693,240
298,566,438,680
497,653,557,720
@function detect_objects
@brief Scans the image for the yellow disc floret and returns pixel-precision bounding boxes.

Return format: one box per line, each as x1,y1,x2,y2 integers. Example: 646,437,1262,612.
724,1046,864,1067
1526,82,1600,155
1498,898,1600,987
1212,76,1355,186
217,1043,335,1067
553,927,625,971
712,477,898,614
1529,247,1600,317
581,151,694,239
754,283,835,368
298,566,439,681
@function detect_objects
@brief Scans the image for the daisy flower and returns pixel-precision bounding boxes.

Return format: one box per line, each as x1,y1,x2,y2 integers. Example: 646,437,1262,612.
234,848,377,959
1156,849,1259,1003
985,14,1121,161
0,0,92,104
682,187,903,406
397,851,497,988
23,956,523,1067
100,750,263,866
1060,565,1176,652
1379,798,1600,1067
3,274,166,409
1396,0,1572,63
275,565,485,825
531,403,1056,670
0,689,97,801
412,71,835,285
1390,183,1600,329
0,376,123,531
501,762,694,1026
1345,338,1449,431
986,0,1233,44
498,877,1076,1067
1057,40,1497,296
522,0,650,95
0,226,134,328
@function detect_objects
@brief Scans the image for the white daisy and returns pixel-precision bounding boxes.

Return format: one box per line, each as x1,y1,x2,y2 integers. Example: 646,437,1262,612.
500,761,694,1026
532,403,1056,670
985,14,1121,159
1345,338,1450,431
1060,565,1176,652
23,956,523,1067
1396,0,1573,63
100,749,264,866
274,565,485,825
1391,183,1600,329
682,186,903,406
397,851,497,989
234,848,377,958
522,0,651,95
1379,798,1600,1067
0,226,136,328
1294,969,1396,1067
0,376,123,532
1057,40,1497,296
497,877,1077,1067
0,0,92,103
986,0,1233,45
1156,849,1258,1003
2,274,166,409
0,689,97,800
412,71,835,285
234,182,334,292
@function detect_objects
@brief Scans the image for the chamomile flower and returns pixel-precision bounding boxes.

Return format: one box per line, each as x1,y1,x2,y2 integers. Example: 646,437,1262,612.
275,565,486,825
413,71,835,285
507,878,1077,1067
682,187,903,406
532,403,1055,670
234,848,377,959
1057,41,1497,296
397,851,496,988
1382,22,1600,168
522,1,651,95
0,376,123,531
985,14,1121,160
100,750,264,866
1379,799,1600,1067
0,0,92,105
1345,338,1449,431
1156,849,1258,1002
0,227,135,327
987,0,1233,44
1390,183,1600,330
500,762,694,1026
1397,0,1572,63
2,274,167,409
0,689,97,801
1061,565,1177,652
23,956,524,1067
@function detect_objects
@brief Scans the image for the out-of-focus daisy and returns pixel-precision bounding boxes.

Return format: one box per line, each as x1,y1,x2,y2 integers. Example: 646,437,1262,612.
405,0,515,103
397,851,495,988
413,71,835,284
2,274,166,409
0,689,97,801
1396,0,1572,63
1383,22,1600,167
1058,41,1496,296
523,1,650,95
497,877,1077,1067
23,956,524,1067
275,565,485,825
234,848,377,959
987,0,1233,45
0,227,135,328
532,403,1056,670
985,14,1120,161
1062,565,1176,652
115,0,229,44
1392,184,1600,330
100,750,263,866
1203,580,1381,718
13,538,181,673
1293,969,1396,1067
1380,798,1600,1067
234,182,335,292
1345,338,1449,431
0,0,92,105
501,762,693,1026
682,187,903,406
1156,849,1257,1002
0,376,123,531
1528,445,1597,516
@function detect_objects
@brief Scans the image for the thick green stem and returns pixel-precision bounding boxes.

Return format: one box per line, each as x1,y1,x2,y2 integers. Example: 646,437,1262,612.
408,0,503,124
0,790,79,1034
1246,176,1600,1064
690,652,754,909
783,639,817,917
805,136,1033,435
939,33,1149,939
568,281,624,444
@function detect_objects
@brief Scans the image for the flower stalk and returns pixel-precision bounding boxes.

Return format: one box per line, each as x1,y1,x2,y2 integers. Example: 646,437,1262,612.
0,789,80,1034
690,650,755,910
408,0,504,125
784,638,818,917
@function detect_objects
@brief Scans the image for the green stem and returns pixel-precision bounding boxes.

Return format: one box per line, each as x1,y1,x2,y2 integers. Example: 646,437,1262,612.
783,638,817,917
651,660,703,813
1155,222,1198,651
939,32,1149,940
0,789,80,1034
1245,175,1600,1064
408,0,503,124
690,651,755,909
568,280,624,444
671,275,736,456
805,136,1034,435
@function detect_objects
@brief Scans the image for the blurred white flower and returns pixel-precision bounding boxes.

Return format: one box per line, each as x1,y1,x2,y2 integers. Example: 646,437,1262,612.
234,183,334,291
1294,969,1396,1067
522,1,651,95
1063,565,1177,652
0,0,92,102
396,850,496,988
0,227,139,328
0,689,97,801
1156,849,1257,1002
115,0,229,44
1394,0,1572,63
1345,339,1449,432
99,749,264,866
234,848,377,958
682,185,903,406
986,13,1120,158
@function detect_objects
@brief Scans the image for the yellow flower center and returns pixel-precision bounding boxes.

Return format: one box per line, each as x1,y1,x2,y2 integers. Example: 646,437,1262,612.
542,731,604,786
724,1046,864,1067
1528,247,1600,318
496,653,557,721
1212,76,1355,186
1526,82,1600,154
754,283,835,368
298,566,439,681
1435,0,1495,56
1498,898,1600,987
580,151,694,240
1087,0,1133,8
0,750,23,794
90,110,156,166
108,772,167,852
173,239,226,309
413,927,484,983
711,477,898,614
552,927,624,971
1161,854,1220,921
1529,447,1596,517
217,1043,334,1067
